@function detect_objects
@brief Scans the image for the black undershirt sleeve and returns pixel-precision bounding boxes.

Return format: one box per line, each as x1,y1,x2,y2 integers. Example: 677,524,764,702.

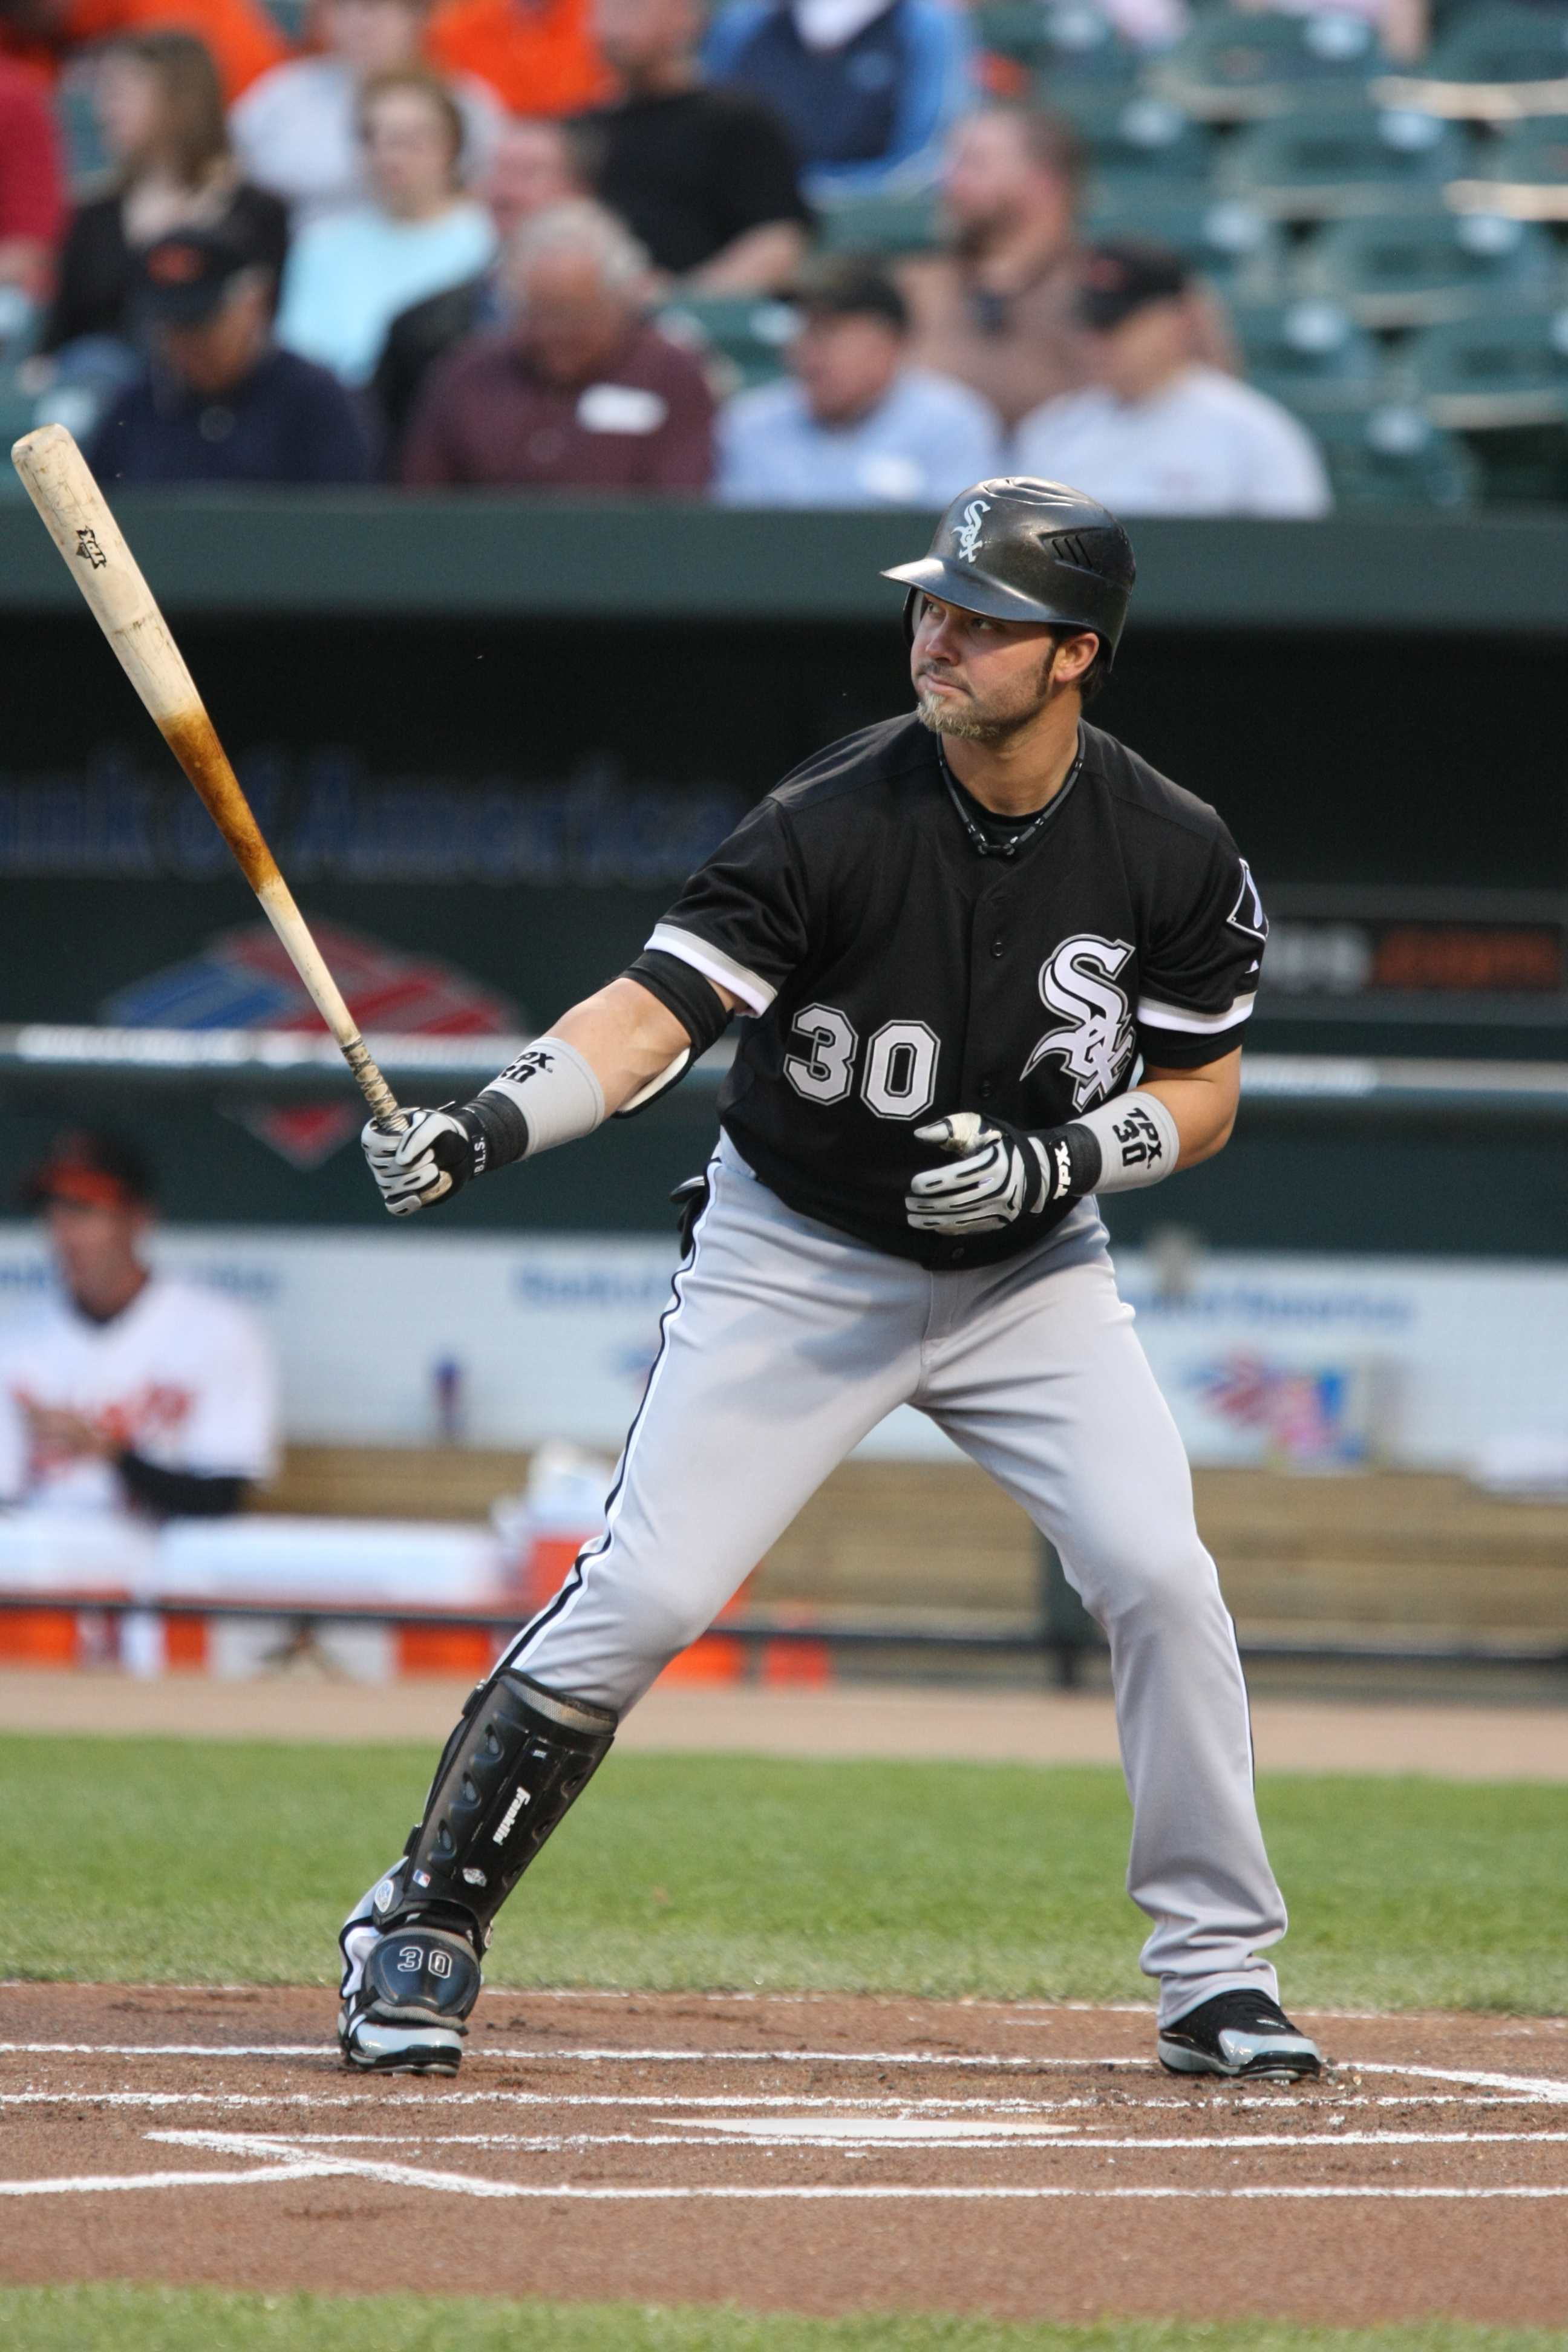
115,1453,248,1519
624,951,734,1059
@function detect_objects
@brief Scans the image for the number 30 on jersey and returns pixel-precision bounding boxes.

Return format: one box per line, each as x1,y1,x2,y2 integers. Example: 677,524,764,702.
784,1007,940,1121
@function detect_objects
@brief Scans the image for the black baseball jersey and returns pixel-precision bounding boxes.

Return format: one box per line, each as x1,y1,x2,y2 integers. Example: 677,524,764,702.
644,713,1267,1270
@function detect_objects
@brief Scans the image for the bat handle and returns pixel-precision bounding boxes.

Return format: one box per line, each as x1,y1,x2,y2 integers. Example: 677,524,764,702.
341,1034,408,1133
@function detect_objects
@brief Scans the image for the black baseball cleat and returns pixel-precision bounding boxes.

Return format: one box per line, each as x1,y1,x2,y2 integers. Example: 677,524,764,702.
338,1924,482,2077
1158,1990,1322,2083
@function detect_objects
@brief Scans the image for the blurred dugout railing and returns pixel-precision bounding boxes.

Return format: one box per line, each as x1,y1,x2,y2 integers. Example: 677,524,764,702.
1,1025,1566,1120
3,1553,1566,1687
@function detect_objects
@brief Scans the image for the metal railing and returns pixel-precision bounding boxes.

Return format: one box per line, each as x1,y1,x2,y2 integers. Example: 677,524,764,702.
6,1563,1564,1687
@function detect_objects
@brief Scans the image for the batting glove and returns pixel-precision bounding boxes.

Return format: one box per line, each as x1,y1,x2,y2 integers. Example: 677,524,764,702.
905,1112,1096,1236
361,1106,477,1217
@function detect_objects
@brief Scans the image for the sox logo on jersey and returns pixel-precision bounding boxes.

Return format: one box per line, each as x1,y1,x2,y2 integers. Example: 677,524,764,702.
1021,935,1137,1109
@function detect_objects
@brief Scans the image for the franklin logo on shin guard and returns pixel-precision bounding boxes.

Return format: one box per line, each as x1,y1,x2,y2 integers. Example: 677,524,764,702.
493,1787,532,1844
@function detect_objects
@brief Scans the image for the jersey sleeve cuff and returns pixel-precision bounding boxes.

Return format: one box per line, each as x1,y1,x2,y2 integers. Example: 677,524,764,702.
1135,1023,1249,1070
1135,990,1255,1036
645,923,777,1016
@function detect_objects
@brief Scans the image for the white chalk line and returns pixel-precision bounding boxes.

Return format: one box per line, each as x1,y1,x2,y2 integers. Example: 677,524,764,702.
3,2086,1559,2122
157,2123,1568,2153
1353,2062,1568,2103
2,2131,1566,2205
0,2043,1154,2069
7,2045,1564,2099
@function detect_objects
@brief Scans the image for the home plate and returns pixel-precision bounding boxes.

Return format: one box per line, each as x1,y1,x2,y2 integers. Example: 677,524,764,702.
669,2113,1082,2141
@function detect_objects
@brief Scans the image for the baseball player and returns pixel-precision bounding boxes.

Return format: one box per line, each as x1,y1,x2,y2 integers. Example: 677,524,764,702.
339,476,1321,2088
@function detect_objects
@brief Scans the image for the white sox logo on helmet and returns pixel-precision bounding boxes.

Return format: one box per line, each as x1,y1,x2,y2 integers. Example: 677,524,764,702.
1021,935,1137,1109
955,499,990,563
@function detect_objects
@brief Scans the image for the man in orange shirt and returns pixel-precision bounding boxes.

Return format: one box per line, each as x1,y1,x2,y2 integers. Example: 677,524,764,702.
0,0,284,102
427,0,608,115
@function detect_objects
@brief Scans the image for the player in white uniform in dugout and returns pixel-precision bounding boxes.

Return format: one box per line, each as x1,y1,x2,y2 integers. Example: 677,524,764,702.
339,477,1322,2088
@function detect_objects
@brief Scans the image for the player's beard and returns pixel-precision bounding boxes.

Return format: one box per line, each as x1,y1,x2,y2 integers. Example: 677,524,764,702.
915,644,1059,743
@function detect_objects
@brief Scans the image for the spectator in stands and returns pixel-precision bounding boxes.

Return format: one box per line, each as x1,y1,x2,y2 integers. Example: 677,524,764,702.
402,197,713,486
0,56,65,322
1014,238,1331,517
42,30,286,360
0,0,284,103
899,102,1084,433
373,111,587,454
0,1132,277,1521
232,0,506,231
702,0,972,203
92,224,372,480
426,0,610,116
275,66,497,384
719,251,999,505
576,0,809,292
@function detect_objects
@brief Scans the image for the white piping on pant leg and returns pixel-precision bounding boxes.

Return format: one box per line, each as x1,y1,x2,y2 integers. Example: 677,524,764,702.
500,1148,724,1682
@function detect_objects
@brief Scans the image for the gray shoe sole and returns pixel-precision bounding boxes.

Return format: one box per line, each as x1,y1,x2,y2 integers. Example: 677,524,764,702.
340,2014,466,2077
1158,2029,1322,2083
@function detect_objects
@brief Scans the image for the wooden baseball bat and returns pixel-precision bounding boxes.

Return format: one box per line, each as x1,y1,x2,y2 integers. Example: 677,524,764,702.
10,423,405,1129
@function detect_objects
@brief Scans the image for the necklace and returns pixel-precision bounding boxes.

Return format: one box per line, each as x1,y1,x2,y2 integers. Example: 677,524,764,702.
936,735,1083,861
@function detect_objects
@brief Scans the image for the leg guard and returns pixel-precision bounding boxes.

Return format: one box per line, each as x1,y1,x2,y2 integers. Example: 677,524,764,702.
338,1671,616,2076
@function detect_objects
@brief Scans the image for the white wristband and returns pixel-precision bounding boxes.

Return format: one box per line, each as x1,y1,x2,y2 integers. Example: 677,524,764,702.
482,1036,606,1157
1072,1090,1181,1193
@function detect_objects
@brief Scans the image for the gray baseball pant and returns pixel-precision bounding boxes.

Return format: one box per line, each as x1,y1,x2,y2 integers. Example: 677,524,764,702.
504,1135,1288,2025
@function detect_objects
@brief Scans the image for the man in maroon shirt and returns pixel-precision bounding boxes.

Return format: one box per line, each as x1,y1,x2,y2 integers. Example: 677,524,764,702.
400,195,713,488
0,55,65,308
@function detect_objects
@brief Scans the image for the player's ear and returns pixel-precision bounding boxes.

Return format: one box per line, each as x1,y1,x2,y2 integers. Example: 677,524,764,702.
1054,630,1100,684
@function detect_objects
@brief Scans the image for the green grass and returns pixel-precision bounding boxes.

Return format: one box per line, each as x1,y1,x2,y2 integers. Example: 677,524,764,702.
0,2292,1563,2352
2,1738,1566,2012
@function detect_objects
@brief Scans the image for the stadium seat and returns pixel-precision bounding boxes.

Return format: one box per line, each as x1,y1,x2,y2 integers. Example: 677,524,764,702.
814,191,941,256
1420,4,1568,93
1299,399,1480,504
1030,0,1141,89
1218,101,1474,215
1406,306,1568,423
1149,8,1387,121
1300,206,1562,323
1477,111,1568,192
1079,186,1286,294
1056,92,1214,182
1230,298,1387,403
655,295,797,392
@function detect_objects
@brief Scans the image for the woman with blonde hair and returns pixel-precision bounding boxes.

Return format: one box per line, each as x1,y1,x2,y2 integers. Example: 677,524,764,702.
43,28,287,351
275,65,495,384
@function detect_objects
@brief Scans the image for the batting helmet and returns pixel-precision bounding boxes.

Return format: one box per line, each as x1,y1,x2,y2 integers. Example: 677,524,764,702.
883,477,1137,662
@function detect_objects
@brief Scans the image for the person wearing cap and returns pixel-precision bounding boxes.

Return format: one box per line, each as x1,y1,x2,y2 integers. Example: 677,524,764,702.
90,225,373,483
336,475,1322,2094
717,252,1001,507
1014,237,1330,518
0,1133,277,1521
